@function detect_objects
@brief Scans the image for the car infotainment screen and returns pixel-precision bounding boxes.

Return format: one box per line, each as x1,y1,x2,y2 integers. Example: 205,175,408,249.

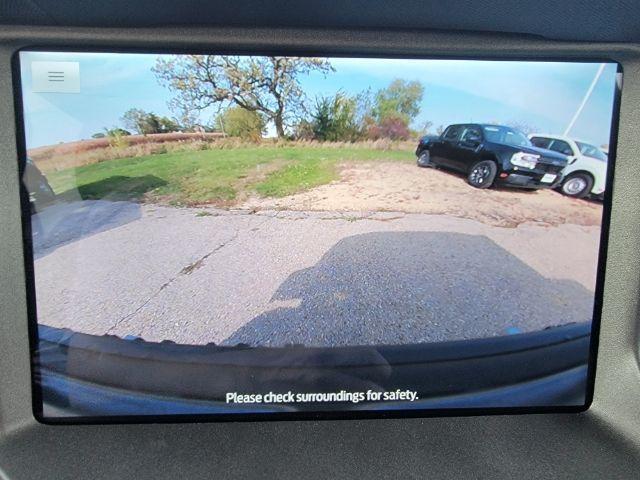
15,50,620,422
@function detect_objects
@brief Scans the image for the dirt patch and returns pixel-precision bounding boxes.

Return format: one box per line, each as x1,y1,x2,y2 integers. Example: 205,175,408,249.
242,162,603,227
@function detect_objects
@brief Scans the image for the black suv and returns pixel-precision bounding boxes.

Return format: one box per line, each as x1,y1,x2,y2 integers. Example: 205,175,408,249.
415,124,568,189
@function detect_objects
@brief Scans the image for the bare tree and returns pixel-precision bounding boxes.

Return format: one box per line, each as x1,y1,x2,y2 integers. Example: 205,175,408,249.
154,55,334,138
121,108,148,135
421,120,434,134
170,101,199,131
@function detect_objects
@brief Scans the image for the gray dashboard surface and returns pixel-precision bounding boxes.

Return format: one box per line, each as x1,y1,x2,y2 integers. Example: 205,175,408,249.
1,415,639,479
1,0,640,43
0,26,640,479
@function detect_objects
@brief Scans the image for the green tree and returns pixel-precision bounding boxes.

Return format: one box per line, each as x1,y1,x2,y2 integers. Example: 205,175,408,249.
153,56,334,138
217,107,266,141
373,79,424,124
122,108,181,135
122,108,150,134
104,127,131,137
155,115,181,133
311,93,362,141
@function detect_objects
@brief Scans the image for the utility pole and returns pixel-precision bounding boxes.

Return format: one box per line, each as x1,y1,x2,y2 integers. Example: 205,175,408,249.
563,63,606,137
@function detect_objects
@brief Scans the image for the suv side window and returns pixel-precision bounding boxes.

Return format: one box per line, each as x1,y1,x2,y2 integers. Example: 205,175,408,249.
548,140,574,156
530,136,551,149
443,125,462,141
461,126,482,142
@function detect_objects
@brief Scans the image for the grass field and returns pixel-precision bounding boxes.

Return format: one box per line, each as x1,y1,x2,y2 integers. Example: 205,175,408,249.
47,145,414,205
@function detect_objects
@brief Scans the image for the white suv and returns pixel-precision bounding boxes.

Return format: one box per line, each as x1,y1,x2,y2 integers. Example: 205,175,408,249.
528,134,608,198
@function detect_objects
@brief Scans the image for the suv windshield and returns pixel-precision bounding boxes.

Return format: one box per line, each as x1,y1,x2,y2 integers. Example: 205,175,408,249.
482,126,532,147
576,141,608,161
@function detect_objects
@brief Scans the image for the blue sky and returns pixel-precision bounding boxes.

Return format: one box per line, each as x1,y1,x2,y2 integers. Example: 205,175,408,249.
19,52,618,148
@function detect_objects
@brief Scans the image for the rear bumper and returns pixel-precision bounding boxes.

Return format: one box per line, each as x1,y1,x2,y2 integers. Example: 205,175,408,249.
35,322,591,418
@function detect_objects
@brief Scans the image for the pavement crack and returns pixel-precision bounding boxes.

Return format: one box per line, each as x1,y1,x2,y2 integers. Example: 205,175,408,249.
251,210,406,223
105,291,161,336
179,230,240,276
106,229,243,336
318,213,405,222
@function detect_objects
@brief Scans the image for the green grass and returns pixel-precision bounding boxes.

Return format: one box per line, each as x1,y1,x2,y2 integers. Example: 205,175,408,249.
48,146,413,205
254,159,338,197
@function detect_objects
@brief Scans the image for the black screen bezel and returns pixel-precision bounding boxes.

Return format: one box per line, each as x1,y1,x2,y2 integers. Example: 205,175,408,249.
11,46,623,425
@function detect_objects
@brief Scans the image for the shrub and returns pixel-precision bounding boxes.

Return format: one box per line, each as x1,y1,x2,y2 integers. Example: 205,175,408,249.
217,107,266,141
105,128,131,149
366,115,411,140
292,120,315,141
310,93,363,142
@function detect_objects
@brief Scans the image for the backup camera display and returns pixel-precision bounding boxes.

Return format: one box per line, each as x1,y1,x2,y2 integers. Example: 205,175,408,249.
17,51,619,421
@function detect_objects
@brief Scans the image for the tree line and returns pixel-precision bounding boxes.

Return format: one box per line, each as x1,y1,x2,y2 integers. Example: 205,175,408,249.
96,55,428,142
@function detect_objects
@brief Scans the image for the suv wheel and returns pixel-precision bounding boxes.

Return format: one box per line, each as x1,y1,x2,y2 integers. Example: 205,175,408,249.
417,150,432,168
468,160,497,189
561,172,593,199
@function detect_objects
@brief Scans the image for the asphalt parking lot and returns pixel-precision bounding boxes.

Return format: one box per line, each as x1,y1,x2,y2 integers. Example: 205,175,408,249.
32,199,599,346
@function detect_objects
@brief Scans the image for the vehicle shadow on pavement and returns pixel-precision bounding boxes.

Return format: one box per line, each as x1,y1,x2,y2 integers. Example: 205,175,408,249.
223,231,595,347
56,174,167,202
31,198,142,258
31,175,167,258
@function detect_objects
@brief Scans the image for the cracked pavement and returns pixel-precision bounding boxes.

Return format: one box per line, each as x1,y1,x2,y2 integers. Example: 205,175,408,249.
32,200,600,346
